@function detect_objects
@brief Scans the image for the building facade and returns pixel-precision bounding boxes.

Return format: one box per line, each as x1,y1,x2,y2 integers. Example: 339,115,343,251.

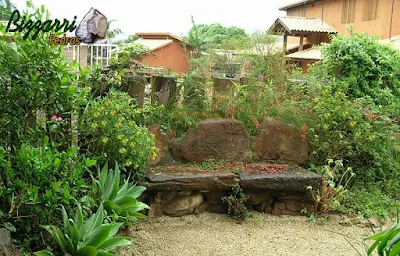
280,0,399,39
135,32,189,74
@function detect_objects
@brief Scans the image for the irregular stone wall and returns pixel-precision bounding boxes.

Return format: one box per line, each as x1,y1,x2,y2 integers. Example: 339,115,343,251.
148,118,309,166
140,169,321,217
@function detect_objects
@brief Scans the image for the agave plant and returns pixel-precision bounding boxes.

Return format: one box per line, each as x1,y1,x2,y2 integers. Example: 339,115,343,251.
35,203,131,256
364,223,400,256
96,162,150,222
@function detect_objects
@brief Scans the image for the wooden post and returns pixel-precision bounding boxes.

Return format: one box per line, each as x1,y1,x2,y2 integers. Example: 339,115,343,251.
299,35,304,51
283,35,288,53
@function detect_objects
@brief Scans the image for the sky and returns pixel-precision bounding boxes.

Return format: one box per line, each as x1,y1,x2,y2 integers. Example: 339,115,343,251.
11,0,296,39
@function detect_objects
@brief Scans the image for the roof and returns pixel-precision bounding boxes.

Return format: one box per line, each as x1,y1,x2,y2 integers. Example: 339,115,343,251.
133,38,173,51
270,16,337,35
135,32,183,42
285,47,322,60
380,35,400,50
279,0,320,11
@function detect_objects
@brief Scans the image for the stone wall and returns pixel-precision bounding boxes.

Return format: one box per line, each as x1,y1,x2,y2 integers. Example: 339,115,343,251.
142,117,319,218
149,118,309,167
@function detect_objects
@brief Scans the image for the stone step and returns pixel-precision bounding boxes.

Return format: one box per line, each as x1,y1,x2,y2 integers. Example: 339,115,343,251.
142,164,322,192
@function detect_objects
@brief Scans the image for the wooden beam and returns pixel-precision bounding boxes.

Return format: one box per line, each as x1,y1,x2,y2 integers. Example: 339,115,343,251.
283,35,288,53
299,35,304,51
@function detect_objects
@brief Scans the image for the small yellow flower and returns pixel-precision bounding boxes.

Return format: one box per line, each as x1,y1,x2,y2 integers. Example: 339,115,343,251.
102,137,109,143
134,164,139,169
335,106,340,110
355,132,361,138
369,135,375,141
342,112,348,117
125,161,132,166
111,110,116,115
323,124,329,130
105,101,111,106
119,148,127,154
118,117,125,122
101,120,107,127
130,142,136,147
324,113,331,119
122,138,128,145
129,121,135,126
117,135,123,140
116,122,122,128
349,121,356,127
91,123,98,129
93,112,99,118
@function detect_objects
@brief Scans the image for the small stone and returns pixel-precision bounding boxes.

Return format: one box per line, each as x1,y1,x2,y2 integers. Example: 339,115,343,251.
155,192,162,203
148,201,163,218
163,193,203,217
161,191,177,203
285,201,305,212
177,190,192,196
194,202,210,214
0,228,21,256
247,192,273,205
204,191,229,204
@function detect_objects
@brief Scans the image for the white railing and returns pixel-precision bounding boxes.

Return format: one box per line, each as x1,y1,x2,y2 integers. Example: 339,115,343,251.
65,43,118,70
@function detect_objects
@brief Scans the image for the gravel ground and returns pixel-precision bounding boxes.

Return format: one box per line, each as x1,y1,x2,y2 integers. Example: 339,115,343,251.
118,212,381,256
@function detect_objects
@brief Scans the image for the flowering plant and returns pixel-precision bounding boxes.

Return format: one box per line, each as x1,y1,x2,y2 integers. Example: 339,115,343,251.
79,90,156,180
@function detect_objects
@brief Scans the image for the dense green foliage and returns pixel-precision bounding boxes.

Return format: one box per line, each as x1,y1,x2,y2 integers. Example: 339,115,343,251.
79,90,156,179
319,29,400,106
0,2,153,254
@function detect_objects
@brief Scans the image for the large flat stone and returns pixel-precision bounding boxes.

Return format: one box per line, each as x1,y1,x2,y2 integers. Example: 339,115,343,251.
239,170,322,192
143,172,235,191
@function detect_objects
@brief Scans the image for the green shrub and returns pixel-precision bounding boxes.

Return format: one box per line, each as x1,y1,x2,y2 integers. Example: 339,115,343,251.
0,139,95,252
79,90,156,180
0,2,88,149
308,82,399,182
318,28,400,106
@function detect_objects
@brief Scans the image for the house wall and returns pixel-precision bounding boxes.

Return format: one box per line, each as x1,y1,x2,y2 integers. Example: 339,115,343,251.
140,39,189,74
286,0,400,39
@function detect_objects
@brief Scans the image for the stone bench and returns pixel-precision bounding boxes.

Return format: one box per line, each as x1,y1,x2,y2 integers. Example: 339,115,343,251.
140,164,322,217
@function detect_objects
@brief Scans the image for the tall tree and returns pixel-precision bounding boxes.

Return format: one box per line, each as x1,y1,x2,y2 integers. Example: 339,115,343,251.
0,0,16,21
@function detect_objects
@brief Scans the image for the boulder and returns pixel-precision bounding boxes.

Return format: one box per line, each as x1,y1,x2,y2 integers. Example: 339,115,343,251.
0,228,20,256
170,119,251,163
253,118,308,165
163,193,203,217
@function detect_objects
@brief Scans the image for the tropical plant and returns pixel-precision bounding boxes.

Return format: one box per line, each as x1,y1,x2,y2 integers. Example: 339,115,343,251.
106,19,123,39
95,162,149,224
184,16,222,58
364,223,400,256
35,203,131,256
